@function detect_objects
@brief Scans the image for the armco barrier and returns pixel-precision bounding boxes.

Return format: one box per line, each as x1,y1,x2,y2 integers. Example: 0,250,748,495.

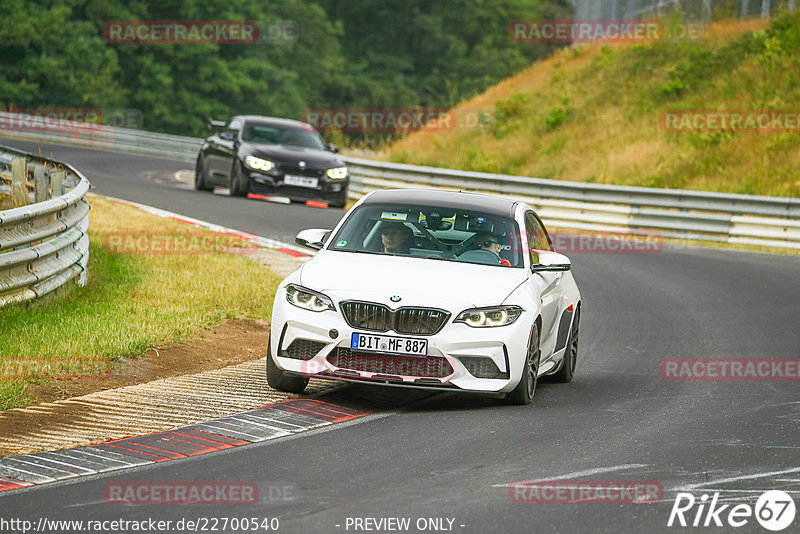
343,157,800,250
0,144,90,307
1,111,798,250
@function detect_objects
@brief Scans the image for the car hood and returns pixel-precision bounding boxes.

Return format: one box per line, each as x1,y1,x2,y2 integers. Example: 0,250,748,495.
298,249,528,309
241,143,343,169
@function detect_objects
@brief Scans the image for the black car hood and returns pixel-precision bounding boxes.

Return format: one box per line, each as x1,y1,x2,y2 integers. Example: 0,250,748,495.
241,143,343,169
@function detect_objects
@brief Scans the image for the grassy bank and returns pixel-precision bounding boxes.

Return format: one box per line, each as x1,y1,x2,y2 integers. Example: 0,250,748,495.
0,196,283,409
387,15,800,197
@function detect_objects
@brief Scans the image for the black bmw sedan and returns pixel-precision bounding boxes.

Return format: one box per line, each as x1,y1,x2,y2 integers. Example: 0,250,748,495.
195,115,349,207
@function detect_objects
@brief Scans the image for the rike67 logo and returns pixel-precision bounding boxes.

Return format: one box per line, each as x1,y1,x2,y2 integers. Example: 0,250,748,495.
668,491,796,531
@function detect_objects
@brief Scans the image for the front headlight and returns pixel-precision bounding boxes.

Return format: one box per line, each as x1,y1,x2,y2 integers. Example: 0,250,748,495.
455,306,523,328
286,284,335,312
245,156,275,171
326,166,348,179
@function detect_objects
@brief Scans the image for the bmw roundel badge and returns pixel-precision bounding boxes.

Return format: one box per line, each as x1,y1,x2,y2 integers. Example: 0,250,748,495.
390,295,401,302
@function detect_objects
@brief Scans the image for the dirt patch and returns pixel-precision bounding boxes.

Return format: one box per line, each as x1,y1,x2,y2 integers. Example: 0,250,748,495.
25,318,269,405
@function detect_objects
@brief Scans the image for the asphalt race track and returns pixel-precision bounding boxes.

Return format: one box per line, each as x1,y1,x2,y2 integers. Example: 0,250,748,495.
1,137,799,533
0,138,345,242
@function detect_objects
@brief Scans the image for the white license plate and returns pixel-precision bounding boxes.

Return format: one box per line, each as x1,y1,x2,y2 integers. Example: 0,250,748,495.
284,175,319,188
350,333,428,356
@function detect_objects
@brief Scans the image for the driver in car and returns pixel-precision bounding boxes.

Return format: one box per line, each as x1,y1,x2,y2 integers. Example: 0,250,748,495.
475,232,511,266
381,222,414,254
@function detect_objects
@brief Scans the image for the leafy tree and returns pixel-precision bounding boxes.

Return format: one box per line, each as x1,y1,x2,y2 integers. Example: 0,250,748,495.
1,0,570,140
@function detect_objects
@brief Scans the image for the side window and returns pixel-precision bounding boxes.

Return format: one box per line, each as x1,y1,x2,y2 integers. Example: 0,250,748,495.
525,212,551,263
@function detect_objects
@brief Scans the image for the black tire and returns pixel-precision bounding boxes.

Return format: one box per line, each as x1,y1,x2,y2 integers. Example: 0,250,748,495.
229,160,249,197
507,324,540,405
266,335,309,393
194,155,212,191
552,308,579,383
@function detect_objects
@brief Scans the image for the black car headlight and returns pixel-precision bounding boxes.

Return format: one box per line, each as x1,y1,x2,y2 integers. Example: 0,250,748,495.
286,284,335,312
326,167,348,179
245,155,275,171
455,306,523,327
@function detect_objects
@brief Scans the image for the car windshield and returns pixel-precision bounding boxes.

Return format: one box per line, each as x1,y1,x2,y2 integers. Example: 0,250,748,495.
329,203,523,268
241,121,326,150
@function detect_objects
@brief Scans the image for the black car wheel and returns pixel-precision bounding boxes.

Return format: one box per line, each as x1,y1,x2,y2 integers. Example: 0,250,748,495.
507,324,540,405
553,307,579,383
194,155,212,191
229,160,249,197
266,335,309,394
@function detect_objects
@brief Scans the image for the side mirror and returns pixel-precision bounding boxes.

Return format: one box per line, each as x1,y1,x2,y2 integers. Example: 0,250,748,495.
208,118,226,130
531,251,572,272
327,143,339,153
219,131,235,141
296,228,332,251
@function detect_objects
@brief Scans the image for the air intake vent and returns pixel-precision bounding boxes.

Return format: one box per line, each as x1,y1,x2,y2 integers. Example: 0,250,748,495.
459,356,507,379
329,348,453,378
283,339,326,361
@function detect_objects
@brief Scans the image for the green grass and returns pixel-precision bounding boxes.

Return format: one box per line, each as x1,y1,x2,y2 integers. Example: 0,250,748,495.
0,382,30,411
386,14,800,197
0,196,283,409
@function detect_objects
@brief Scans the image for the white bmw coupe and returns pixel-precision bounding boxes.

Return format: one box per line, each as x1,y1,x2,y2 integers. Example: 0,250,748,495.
267,189,581,405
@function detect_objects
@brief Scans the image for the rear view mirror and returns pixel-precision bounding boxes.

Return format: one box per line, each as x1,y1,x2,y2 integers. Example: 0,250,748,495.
296,228,332,251
531,251,572,272
327,143,339,153
208,118,226,130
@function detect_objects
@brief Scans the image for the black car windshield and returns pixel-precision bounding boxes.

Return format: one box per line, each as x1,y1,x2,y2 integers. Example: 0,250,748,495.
329,203,523,268
241,121,327,150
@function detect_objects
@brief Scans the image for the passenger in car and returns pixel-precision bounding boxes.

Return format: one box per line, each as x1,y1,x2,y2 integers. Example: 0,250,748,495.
381,222,414,254
475,232,511,266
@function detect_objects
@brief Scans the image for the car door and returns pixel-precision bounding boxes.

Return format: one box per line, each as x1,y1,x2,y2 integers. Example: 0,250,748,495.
205,118,241,184
524,211,562,358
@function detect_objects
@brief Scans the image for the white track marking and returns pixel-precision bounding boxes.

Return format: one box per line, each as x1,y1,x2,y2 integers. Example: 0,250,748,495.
491,463,648,487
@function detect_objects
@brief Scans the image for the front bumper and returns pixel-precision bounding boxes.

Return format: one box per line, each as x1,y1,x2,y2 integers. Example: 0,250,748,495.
247,171,348,202
270,296,532,394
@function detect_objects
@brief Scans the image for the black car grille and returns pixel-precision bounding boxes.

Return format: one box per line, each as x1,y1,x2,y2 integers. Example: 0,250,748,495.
329,348,453,378
340,302,450,335
279,165,324,178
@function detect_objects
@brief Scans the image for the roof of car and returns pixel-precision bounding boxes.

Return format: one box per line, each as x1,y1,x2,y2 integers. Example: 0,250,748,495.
362,189,519,218
233,115,314,129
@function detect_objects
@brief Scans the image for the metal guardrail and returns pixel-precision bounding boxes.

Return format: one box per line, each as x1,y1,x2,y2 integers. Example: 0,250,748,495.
0,112,202,163
0,144,90,307
344,157,800,250
570,0,796,22
1,112,798,250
